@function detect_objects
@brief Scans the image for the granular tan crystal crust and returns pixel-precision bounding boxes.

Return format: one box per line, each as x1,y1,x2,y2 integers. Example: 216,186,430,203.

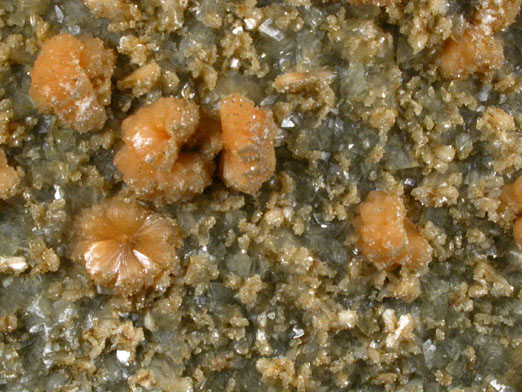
2,0,521,389
0,149,21,199
83,0,137,22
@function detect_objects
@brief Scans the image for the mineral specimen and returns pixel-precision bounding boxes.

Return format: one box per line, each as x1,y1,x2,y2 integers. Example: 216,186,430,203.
353,191,432,270
114,97,221,204
219,94,276,195
72,197,182,296
29,33,115,133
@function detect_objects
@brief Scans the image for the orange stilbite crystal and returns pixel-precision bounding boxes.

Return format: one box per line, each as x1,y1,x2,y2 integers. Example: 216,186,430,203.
72,197,182,296
114,97,222,204
29,34,115,133
115,146,216,204
121,97,199,167
219,94,276,195
353,191,432,270
501,176,522,207
440,0,522,79
440,28,504,80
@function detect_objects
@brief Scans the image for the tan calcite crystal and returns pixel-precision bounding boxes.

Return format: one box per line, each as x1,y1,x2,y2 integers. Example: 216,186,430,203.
0,149,21,199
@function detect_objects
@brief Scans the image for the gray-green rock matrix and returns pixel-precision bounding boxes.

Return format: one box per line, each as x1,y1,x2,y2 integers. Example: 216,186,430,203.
0,0,521,391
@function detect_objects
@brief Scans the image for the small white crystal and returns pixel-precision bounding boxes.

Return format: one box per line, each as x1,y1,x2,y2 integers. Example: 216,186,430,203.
54,6,64,23
0,255,28,274
69,25,80,35
230,58,239,69
478,87,490,102
281,117,295,128
244,18,258,30
260,94,278,107
116,350,130,365
259,19,284,41
386,314,414,348
337,310,357,328
54,185,63,200
292,326,304,338
319,152,330,161
490,379,508,392
423,339,436,368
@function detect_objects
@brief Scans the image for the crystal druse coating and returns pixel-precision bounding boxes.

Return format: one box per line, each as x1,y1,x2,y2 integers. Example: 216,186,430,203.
0,0,521,390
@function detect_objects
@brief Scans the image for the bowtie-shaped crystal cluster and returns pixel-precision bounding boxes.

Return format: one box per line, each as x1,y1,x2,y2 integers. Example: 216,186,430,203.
354,191,432,270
